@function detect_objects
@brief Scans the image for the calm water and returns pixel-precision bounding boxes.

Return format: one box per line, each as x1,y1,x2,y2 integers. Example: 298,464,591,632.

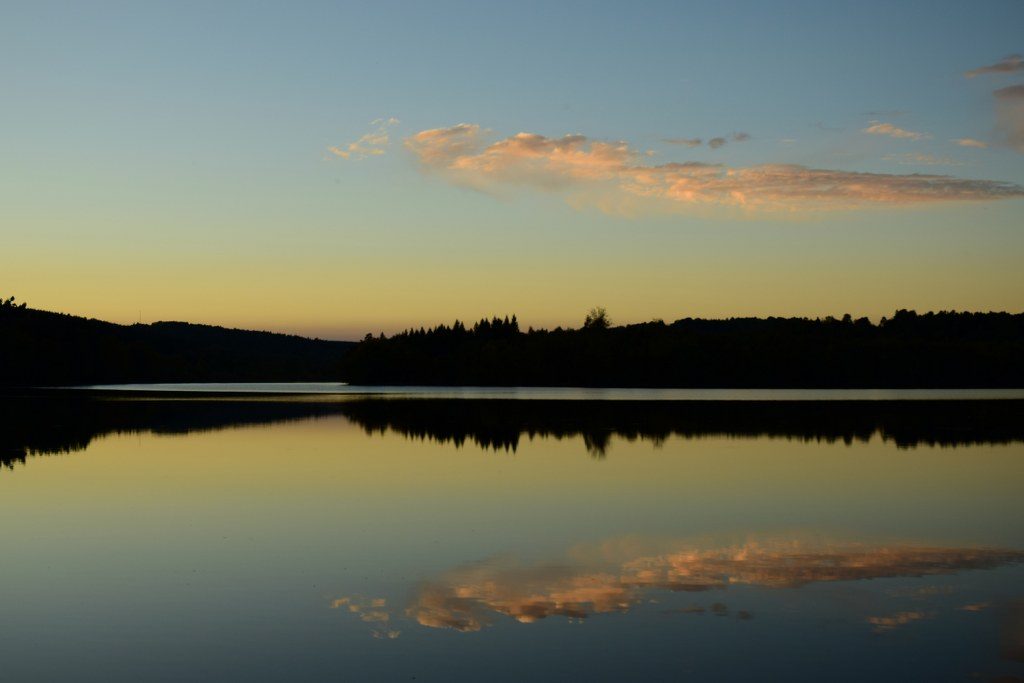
2,394,1023,681
76,382,1024,400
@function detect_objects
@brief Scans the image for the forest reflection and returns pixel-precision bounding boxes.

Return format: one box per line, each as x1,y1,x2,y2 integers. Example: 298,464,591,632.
3,393,1023,468
341,398,1024,456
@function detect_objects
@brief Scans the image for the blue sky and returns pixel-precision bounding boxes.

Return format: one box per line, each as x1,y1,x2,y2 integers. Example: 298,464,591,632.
2,0,1022,338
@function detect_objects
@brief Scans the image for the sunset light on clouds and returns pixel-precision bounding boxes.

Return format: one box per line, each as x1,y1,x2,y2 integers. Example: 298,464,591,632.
2,0,1022,338
404,124,1023,211
3,4,1024,679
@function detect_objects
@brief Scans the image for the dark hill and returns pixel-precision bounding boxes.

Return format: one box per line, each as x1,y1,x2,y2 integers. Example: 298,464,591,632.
0,301,353,386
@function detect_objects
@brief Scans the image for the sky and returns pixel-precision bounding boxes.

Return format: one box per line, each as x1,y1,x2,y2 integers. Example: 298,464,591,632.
2,0,1023,340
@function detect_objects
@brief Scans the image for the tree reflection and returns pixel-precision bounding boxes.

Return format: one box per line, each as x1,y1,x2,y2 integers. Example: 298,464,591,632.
3,393,1023,469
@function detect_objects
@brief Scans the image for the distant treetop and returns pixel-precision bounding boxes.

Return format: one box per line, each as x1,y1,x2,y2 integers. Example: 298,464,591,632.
583,307,611,330
1,296,27,309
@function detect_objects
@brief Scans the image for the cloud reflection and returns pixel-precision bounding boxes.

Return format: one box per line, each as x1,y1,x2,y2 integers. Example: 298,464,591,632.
867,610,931,633
402,538,1024,633
331,595,401,639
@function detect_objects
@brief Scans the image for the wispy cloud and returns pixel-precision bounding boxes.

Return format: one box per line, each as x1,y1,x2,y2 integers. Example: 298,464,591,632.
663,137,702,147
405,124,1024,212
328,117,400,160
995,84,1024,152
883,152,960,166
663,132,748,150
863,121,928,141
960,54,1024,152
952,137,988,149
965,54,1023,78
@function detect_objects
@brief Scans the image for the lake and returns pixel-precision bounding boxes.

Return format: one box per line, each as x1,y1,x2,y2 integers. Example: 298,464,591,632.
76,382,1024,400
2,390,1023,681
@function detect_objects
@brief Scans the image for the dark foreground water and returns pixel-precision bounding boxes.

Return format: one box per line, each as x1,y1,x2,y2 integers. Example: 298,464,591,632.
2,392,1023,681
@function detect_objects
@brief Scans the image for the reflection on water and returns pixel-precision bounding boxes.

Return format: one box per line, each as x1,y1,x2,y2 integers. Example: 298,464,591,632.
331,596,402,640
1,392,1023,681
80,383,1024,401
1,393,346,469
340,397,1024,454
331,536,1024,634
4,392,1024,469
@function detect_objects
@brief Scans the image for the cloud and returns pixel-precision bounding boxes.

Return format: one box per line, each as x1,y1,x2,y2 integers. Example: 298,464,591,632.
328,118,400,160
863,121,928,141
405,123,488,166
405,124,1024,211
883,153,960,166
994,84,1024,152
664,137,702,147
952,137,988,148
663,133,748,150
965,54,1023,78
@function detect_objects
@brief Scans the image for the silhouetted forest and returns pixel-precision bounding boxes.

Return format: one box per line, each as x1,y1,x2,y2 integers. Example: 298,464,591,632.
4,391,1022,469
5,298,1024,388
340,310,1024,387
0,299,352,385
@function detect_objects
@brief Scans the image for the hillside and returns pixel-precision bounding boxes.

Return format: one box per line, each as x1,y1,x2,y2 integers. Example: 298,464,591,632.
0,300,353,386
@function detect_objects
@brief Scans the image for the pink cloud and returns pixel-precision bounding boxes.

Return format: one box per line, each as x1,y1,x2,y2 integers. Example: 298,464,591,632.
952,138,988,148
405,124,1024,211
863,121,928,141
328,118,400,160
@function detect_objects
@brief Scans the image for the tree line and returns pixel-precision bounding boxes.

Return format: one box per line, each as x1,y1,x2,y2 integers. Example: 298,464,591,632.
4,297,1022,388
339,308,1024,387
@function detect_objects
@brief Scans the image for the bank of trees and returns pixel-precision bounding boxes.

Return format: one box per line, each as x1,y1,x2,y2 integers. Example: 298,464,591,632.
4,299,1022,388
339,309,1024,387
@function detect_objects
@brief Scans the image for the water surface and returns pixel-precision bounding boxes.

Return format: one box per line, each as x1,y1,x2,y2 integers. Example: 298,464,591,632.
1,394,1022,681
76,382,1024,401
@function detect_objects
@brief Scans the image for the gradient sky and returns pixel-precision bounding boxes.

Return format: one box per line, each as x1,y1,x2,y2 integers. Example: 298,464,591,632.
2,0,1023,339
